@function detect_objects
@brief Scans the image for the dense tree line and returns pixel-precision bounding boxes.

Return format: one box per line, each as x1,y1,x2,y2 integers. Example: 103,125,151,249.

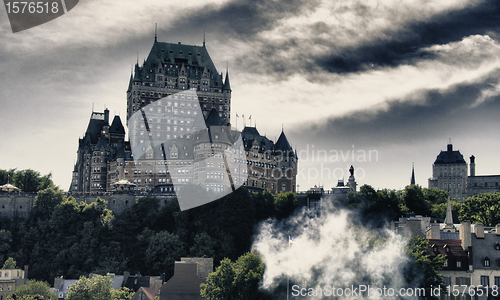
345,184,466,225
0,169,54,193
0,186,297,285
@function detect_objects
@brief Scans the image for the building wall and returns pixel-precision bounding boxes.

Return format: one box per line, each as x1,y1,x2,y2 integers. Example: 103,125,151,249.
429,163,467,201
467,175,500,197
0,194,175,219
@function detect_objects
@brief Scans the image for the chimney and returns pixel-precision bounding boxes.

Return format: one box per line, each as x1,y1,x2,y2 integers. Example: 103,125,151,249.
460,221,471,250
104,108,110,124
427,223,440,239
54,276,63,291
496,224,500,235
475,223,484,238
447,143,453,152
470,155,475,177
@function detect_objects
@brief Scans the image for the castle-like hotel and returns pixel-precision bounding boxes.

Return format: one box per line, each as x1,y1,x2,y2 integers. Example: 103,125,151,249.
69,38,297,197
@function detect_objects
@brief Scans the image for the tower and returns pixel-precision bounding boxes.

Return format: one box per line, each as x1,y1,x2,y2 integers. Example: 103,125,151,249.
126,39,230,128
427,142,467,201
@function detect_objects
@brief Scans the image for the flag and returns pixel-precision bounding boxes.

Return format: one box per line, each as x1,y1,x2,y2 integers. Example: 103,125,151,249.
242,114,245,118
249,115,251,120
236,113,239,118
289,235,293,247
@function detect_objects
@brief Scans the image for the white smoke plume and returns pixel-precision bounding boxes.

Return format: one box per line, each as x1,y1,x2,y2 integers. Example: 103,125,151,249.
252,198,419,299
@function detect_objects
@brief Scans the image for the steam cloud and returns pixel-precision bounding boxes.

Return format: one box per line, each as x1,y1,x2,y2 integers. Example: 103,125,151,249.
253,196,416,299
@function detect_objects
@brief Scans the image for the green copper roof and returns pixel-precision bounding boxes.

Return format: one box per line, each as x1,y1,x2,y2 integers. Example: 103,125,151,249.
135,41,223,87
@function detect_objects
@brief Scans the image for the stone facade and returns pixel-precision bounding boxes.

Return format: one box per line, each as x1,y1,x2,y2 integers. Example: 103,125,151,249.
70,38,298,197
0,193,173,219
428,143,468,200
0,266,28,300
0,194,34,219
428,143,500,200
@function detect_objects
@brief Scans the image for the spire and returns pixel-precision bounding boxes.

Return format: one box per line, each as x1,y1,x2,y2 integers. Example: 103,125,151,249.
223,69,231,91
203,28,206,48
410,163,415,185
445,194,453,225
155,23,157,43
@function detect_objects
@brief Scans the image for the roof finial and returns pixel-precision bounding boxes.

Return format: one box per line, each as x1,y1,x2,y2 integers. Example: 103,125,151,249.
203,28,206,47
137,51,139,65
155,23,157,42
449,137,451,144
92,102,94,112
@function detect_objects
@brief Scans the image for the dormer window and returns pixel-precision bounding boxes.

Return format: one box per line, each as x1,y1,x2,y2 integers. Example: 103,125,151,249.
432,244,438,253
444,245,450,253
484,257,491,267
495,243,500,250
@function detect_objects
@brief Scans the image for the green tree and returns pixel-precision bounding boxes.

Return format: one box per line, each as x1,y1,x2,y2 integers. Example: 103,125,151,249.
190,232,218,258
3,257,16,269
423,188,448,206
404,237,445,299
7,279,57,300
403,185,430,216
0,169,16,185
274,192,297,220
430,200,462,220
201,253,266,300
459,193,500,226
65,275,112,300
145,231,186,275
253,190,275,220
111,287,134,300
201,257,236,300
13,170,53,194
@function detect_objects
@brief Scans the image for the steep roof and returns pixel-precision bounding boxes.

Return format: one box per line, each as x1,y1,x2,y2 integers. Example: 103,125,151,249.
434,144,466,164
109,116,125,135
205,109,223,126
274,131,293,152
138,41,223,88
241,127,274,152
223,70,231,91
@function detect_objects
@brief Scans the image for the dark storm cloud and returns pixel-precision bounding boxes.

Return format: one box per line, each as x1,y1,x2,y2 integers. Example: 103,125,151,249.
319,0,500,73
172,0,320,41
162,0,500,79
291,68,500,148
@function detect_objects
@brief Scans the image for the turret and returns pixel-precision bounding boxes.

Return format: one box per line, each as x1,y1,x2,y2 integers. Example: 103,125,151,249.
470,155,475,177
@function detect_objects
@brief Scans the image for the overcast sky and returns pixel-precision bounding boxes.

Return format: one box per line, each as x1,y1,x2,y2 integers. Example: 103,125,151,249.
1,0,500,191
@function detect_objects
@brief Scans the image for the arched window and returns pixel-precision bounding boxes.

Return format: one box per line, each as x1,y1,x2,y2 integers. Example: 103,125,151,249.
484,257,491,267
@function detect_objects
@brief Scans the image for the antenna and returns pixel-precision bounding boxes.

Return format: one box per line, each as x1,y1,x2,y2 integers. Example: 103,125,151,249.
92,102,94,112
